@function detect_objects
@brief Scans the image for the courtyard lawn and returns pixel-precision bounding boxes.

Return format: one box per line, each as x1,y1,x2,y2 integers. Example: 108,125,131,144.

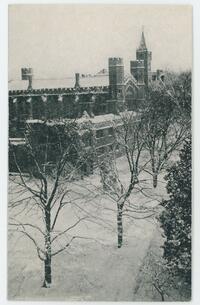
8,155,168,301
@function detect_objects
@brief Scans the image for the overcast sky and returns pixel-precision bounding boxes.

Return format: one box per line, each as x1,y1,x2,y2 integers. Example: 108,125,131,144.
8,4,192,80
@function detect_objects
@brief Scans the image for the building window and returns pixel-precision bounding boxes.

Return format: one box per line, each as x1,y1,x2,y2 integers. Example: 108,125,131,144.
107,127,114,136
82,132,92,147
96,129,104,138
160,75,165,82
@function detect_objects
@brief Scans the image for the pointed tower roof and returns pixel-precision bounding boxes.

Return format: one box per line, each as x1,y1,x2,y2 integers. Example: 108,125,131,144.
138,31,147,50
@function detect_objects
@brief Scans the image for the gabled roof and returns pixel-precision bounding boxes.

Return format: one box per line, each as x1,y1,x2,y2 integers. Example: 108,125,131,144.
124,73,139,89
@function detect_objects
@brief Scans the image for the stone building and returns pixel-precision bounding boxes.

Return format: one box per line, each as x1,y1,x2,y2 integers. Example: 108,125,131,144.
9,31,164,173
9,31,164,133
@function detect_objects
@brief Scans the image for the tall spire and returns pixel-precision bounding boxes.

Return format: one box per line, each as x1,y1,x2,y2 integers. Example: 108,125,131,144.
138,29,147,50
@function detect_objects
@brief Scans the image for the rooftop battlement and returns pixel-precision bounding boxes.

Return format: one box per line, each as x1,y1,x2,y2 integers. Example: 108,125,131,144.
108,57,124,66
9,86,110,97
130,60,145,68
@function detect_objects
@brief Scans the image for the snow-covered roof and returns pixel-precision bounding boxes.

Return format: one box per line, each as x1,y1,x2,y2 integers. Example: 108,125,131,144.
9,71,140,92
77,111,138,129
26,111,138,126
8,75,109,91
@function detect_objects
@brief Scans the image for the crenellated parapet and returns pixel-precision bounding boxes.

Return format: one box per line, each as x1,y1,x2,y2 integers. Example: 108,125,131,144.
9,85,109,97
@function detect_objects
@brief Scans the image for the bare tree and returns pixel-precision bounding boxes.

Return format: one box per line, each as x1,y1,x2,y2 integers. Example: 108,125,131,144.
137,250,174,301
93,111,157,248
9,120,95,288
136,247,191,301
142,72,191,188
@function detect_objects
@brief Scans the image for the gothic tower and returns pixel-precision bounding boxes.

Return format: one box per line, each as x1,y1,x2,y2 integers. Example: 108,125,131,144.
108,57,124,100
131,31,152,88
136,31,152,87
108,57,125,113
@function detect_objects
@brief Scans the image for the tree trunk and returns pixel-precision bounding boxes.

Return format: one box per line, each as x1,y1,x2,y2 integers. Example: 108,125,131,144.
153,283,165,301
117,205,123,248
42,208,52,288
43,254,52,288
153,172,158,188
161,293,165,301
151,155,158,188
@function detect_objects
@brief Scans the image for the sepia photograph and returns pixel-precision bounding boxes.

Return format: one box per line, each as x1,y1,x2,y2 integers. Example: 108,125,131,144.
7,3,192,302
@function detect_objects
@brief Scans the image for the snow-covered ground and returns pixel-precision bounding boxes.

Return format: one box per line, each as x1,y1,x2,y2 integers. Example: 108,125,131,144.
8,155,168,301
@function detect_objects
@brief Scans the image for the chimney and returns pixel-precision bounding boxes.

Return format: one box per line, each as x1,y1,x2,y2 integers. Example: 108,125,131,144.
21,68,33,90
75,73,80,89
